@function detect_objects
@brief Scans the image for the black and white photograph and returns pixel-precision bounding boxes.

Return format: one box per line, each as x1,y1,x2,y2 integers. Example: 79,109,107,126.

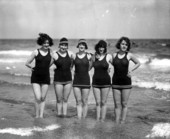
0,0,170,138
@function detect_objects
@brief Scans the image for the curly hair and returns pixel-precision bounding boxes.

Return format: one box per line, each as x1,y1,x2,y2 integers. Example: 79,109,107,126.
115,36,131,51
37,33,53,46
95,40,107,54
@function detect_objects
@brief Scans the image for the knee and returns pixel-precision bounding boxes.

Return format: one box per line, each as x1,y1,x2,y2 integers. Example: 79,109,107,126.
57,98,62,103
82,98,88,106
35,97,41,103
96,102,100,106
122,101,128,108
63,98,68,103
41,97,46,102
76,100,82,105
114,101,121,109
101,101,106,106
41,96,46,102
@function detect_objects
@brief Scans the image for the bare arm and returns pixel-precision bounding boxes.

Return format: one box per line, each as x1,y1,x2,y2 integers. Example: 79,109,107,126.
49,50,55,67
111,53,116,65
68,51,75,69
89,53,95,71
128,53,141,74
106,54,113,73
25,50,37,70
106,53,113,64
51,52,58,70
87,53,93,71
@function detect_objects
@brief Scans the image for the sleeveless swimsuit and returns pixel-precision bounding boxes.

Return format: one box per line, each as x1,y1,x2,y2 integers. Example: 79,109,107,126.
54,51,72,84
31,49,51,84
92,54,111,88
73,53,91,88
112,52,132,89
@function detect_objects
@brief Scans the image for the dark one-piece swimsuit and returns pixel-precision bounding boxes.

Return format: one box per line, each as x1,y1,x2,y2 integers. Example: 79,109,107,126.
73,53,91,88
31,49,51,84
53,51,72,84
92,54,111,88
112,52,132,89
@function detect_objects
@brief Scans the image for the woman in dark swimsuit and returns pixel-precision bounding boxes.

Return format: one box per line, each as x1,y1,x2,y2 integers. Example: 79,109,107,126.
112,36,140,124
73,39,92,119
92,40,112,121
53,37,74,118
25,33,53,118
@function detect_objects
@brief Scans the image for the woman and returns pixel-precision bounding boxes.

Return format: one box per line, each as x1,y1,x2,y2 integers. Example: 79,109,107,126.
92,40,112,121
73,39,92,119
112,36,140,124
25,33,53,118
53,37,74,118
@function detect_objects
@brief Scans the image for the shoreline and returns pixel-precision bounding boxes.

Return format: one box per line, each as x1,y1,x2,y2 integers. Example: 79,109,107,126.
0,83,170,138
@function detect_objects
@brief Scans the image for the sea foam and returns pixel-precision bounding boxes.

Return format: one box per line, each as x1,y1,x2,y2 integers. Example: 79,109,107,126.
0,59,25,63
133,81,170,91
149,58,170,67
146,123,170,138
0,50,31,56
0,124,60,136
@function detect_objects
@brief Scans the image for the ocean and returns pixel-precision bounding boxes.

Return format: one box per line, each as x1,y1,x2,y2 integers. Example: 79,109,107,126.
0,38,170,95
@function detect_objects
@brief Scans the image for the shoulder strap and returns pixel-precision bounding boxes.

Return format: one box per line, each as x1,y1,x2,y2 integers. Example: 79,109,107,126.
85,52,89,59
125,52,128,58
66,51,69,57
47,49,50,55
104,53,108,60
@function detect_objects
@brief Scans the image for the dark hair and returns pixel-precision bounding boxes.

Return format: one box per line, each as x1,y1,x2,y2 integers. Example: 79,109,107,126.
37,33,53,46
59,37,68,45
95,40,107,54
77,39,88,49
115,36,131,51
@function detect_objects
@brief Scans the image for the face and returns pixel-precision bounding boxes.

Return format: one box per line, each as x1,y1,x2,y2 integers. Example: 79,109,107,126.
98,46,105,54
59,43,68,53
42,40,50,49
120,40,128,52
78,44,86,52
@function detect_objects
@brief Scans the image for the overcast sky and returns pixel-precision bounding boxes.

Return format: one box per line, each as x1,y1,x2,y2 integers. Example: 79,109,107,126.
0,0,170,39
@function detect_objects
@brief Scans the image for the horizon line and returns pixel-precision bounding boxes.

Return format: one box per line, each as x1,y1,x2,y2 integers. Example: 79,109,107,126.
0,38,170,40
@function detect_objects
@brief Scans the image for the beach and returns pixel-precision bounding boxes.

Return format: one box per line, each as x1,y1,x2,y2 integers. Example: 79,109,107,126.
0,82,170,139
0,0,170,138
0,38,170,138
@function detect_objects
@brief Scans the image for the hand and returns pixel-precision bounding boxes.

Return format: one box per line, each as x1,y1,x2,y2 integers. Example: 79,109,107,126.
127,71,132,78
107,68,111,73
31,67,34,71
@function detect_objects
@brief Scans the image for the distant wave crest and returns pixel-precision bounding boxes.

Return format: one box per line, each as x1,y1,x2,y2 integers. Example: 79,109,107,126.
133,80,170,91
0,50,31,56
0,59,25,63
149,58,170,67
138,54,170,67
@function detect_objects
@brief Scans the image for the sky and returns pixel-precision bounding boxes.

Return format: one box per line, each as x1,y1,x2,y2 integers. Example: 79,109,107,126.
0,0,170,39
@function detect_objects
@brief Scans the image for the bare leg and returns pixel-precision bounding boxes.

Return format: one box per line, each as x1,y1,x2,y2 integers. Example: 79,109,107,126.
63,83,72,116
121,89,131,124
39,84,49,118
93,87,101,121
113,89,121,124
32,83,41,118
54,84,63,116
73,87,82,119
101,87,110,121
82,88,90,118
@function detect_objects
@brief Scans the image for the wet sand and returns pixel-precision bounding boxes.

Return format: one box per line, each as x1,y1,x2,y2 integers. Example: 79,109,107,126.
0,83,170,139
